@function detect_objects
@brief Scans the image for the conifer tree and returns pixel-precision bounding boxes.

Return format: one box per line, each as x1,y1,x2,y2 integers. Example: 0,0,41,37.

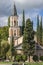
42,28,43,45
10,36,17,60
37,15,39,43
22,10,25,35
22,18,35,62
0,34,1,56
39,16,42,45
32,21,33,30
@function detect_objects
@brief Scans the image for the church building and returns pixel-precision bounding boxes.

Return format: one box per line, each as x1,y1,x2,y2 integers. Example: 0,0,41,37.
8,4,23,54
8,3,43,56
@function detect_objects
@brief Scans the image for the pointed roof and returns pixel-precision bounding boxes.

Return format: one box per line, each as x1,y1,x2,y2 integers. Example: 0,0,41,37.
12,3,17,16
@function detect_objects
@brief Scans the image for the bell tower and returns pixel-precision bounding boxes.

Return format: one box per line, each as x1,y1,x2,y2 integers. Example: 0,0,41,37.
8,4,20,46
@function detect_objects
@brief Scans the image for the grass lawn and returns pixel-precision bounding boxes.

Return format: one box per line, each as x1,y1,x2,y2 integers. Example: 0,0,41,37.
24,62,43,65
0,62,43,65
0,61,13,64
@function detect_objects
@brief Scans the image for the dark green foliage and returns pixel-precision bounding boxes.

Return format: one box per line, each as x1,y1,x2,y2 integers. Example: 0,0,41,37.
21,55,27,62
32,21,33,30
12,63,22,65
40,56,43,61
42,28,43,44
22,18,35,62
22,10,25,35
19,26,23,36
10,37,14,56
2,41,10,53
0,26,9,59
15,55,21,62
15,55,27,62
1,40,10,59
0,34,1,56
37,15,39,43
11,37,15,56
10,36,17,59
33,55,38,62
0,26,9,40
37,16,43,45
39,16,42,45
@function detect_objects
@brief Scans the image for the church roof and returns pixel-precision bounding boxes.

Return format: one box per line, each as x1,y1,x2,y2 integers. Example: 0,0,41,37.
12,4,17,16
36,43,43,50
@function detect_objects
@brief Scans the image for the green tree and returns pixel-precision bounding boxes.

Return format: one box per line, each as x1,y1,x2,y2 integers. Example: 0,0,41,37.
0,26,9,40
1,40,10,59
0,34,2,57
39,16,42,45
19,26,23,36
37,15,39,43
6,49,11,60
22,10,25,35
42,28,43,44
22,18,35,62
10,36,17,60
32,21,33,30
3,26,9,40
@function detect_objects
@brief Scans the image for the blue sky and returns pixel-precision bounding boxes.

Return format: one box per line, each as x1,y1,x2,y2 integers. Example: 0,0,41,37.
0,0,43,31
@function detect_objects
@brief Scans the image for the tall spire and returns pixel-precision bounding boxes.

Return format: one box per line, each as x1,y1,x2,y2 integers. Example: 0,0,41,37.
12,3,17,16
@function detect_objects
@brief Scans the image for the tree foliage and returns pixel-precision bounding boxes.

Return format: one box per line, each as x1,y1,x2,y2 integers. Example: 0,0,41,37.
39,16,42,45
0,34,2,56
37,15,39,43
22,10,25,35
42,28,43,44
0,26,9,57
22,18,35,62
1,40,10,59
10,36,17,60
33,55,38,62
0,26,9,40
40,56,43,61
37,16,43,45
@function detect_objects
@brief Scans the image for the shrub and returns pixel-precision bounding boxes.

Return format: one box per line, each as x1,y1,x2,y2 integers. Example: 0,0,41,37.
12,63,23,65
15,55,27,62
15,55,21,62
21,55,27,62
33,55,38,62
40,56,43,61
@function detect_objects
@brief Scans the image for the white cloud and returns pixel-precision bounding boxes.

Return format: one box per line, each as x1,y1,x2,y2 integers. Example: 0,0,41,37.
0,16,8,27
0,0,43,31
13,0,43,9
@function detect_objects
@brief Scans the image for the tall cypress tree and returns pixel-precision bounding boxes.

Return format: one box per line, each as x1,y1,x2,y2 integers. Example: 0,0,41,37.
0,34,1,56
42,28,43,45
32,21,33,30
37,15,39,43
10,36,17,60
22,10,25,35
39,16,42,45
